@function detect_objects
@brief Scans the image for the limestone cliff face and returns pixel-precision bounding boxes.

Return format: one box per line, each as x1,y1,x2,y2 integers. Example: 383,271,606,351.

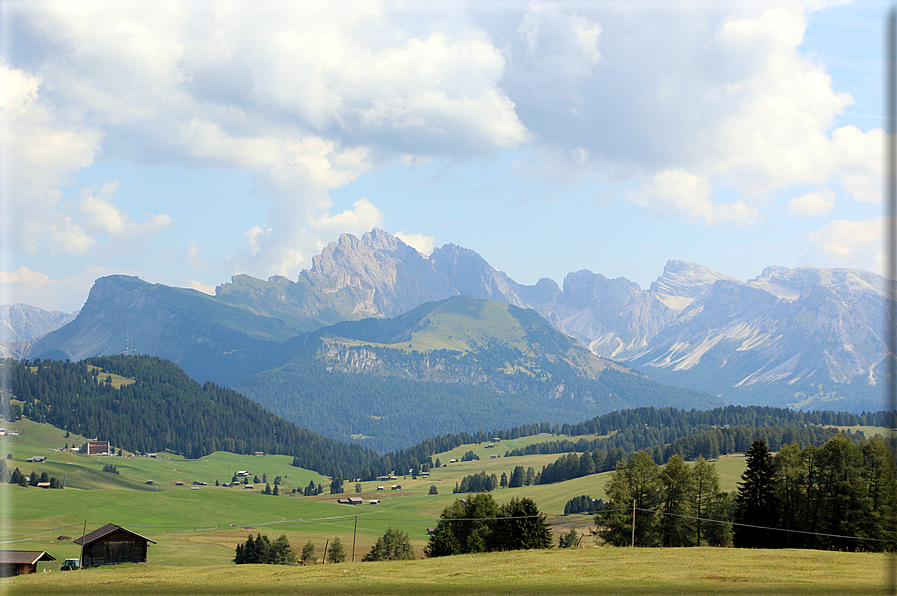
0,304,77,343
20,229,894,410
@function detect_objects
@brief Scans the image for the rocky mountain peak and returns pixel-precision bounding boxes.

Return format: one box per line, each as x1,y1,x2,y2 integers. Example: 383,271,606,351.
649,260,742,310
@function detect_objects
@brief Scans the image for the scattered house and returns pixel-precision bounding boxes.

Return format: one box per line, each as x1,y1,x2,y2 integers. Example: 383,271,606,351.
74,524,156,568
492,438,501,442
449,459,457,463
389,476,398,480
391,485,401,491
26,456,46,463
369,499,380,505
337,497,364,505
489,454,497,459
36,482,51,489
0,429,5,436
0,551,56,577
175,481,184,486
253,452,265,456
8,430,18,436
427,528,438,536
80,440,110,455
190,487,200,490
145,480,154,485
244,484,254,489
485,444,494,448
421,472,430,477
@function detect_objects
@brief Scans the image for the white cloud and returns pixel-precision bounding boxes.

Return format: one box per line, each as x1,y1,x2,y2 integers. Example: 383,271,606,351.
0,266,56,296
395,232,436,255
0,265,133,312
504,3,869,226
76,182,173,240
0,61,101,254
831,125,883,204
311,198,384,240
804,217,885,274
7,0,527,282
186,241,205,270
788,188,835,217
629,169,761,225
187,280,216,295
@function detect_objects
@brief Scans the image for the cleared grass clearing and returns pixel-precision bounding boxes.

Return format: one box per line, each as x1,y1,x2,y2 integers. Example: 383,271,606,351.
5,547,891,595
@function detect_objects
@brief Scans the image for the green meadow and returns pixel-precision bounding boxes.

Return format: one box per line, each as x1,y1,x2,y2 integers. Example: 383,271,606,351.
3,416,891,595
0,417,756,571
4,547,891,595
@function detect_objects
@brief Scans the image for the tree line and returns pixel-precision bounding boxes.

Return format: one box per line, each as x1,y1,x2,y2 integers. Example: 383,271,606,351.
424,494,552,556
734,436,897,551
594,433,897,552
4,356,382,479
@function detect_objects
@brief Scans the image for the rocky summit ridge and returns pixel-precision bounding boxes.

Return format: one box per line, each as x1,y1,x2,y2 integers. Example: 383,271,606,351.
14,228,895,412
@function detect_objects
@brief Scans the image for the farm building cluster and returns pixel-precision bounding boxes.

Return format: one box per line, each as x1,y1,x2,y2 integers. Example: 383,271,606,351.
0,523,155,576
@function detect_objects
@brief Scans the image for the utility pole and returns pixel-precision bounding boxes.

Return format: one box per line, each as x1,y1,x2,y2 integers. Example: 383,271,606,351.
631,500,636,547
79,519,87,569
352,514,358,562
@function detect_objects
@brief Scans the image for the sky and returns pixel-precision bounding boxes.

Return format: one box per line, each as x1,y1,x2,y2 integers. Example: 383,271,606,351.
0,0,890,313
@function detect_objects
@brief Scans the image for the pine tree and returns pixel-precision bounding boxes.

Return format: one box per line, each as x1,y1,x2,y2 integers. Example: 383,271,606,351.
326,536,346,563
362,527,414,561
270,535,296,565
300,540,316,565
734,439,778,548
659,454,694,547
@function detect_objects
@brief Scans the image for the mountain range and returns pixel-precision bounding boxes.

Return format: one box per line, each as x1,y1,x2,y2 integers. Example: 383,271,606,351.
4,228,893,423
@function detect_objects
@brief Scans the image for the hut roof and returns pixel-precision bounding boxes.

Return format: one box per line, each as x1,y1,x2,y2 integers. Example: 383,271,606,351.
0,551,56,565
74,524,156,546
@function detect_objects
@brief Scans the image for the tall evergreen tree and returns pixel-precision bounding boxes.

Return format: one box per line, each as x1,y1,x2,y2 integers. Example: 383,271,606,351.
596,451,661,546
734,439,778,548
659,455,694,547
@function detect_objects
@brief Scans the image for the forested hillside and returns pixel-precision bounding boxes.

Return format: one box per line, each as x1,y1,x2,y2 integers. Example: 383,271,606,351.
236,296,720,452
3,356,380,478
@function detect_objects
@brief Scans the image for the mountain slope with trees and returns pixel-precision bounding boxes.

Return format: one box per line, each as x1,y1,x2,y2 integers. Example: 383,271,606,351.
235,296,720,451
3,356,380,478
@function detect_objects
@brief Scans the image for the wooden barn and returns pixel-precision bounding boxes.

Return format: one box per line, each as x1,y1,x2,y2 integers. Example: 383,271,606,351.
0,551,55,576
74,523,156,567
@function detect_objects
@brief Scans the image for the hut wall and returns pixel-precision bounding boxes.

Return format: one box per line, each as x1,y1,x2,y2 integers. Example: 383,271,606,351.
83,531,148,567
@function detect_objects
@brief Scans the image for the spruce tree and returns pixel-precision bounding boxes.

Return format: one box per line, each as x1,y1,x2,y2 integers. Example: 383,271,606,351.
327,536,346,563
734,439,778,548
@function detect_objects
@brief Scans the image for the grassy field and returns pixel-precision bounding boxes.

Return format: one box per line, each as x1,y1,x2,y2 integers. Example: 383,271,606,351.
3,547,892,595
0,418,756,571
4,415,875,579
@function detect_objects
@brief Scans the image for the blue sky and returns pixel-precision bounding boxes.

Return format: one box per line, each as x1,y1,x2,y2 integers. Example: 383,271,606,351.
0,0,889,312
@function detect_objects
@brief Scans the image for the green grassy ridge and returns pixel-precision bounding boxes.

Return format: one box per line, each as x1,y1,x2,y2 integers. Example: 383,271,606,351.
2,419,326,491
6,548,890,595
2,417,751,569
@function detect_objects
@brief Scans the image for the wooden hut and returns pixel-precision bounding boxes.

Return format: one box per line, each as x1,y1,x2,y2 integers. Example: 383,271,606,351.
0,551,55,576
73,523,156,567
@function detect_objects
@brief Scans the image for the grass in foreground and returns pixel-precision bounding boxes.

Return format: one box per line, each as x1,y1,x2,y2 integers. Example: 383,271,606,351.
4,547,891,595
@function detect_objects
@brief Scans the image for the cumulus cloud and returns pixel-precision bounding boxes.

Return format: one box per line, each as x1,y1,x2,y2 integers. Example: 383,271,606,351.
76,182,173,240
804,217,885,274
0,61,101,254
788,188,835,217
6,0,531,280
395,232,436,255
629,169,761,225
504,3,869,226
186,241,205,270
187,280,216,295
0,265,131,312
